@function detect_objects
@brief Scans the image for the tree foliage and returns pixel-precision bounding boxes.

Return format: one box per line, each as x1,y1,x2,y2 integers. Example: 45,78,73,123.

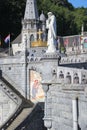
0,0,25,39
0,0,87,43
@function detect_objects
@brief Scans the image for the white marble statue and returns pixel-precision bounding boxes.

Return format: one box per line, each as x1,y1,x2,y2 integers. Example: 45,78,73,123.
46,12,57,53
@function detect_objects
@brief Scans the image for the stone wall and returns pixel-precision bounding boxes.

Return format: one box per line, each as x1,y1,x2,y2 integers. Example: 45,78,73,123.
44,83,87,130
0,48,59,100
0,56,26,97
0,78,21,127
0,88,17,127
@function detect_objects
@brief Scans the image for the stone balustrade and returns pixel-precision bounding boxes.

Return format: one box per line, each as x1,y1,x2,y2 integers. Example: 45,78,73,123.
57,67,87,84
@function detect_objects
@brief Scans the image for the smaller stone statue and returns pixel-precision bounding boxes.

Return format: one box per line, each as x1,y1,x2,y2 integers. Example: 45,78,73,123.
46,12,57,53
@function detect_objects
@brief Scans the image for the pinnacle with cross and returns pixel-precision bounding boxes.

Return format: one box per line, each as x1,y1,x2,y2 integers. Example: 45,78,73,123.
37,29,43,40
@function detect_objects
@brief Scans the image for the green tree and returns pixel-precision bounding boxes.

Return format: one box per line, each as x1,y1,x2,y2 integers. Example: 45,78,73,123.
0,0,26,40
73,8,87,34
50,0,74,10
0,0,87,45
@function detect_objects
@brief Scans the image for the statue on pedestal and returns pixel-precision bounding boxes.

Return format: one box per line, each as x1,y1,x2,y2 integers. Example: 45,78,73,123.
46,12,57,53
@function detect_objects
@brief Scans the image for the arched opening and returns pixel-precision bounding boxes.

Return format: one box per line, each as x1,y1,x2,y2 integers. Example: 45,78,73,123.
81,75,87,84
59,71,64,79
29,70,45,103
73,73,79,84
66,72,71,84
30,34,34,45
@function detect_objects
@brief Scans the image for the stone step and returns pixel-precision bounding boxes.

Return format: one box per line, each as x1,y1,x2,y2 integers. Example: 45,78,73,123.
6,108,32,130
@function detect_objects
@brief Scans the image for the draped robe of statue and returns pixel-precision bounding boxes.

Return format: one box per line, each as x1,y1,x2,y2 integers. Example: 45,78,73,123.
46,12,57,53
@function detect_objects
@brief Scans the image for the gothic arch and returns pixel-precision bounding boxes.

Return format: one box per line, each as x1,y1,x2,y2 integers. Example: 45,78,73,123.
81,74,87,84
73,73,79,84
30,34,34,45
59,71,64,79
66,72,71,84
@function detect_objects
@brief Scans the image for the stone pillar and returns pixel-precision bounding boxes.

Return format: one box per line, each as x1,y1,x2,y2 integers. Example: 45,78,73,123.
24,34,28,99
72,97,78,130
42,82,52,129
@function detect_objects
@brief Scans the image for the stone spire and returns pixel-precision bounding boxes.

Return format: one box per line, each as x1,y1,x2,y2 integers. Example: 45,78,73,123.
21,0,39,48
40,11,46,22
24,0,39,20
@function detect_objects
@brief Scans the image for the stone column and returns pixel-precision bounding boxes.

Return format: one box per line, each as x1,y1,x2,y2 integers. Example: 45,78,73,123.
24,34,28,99
42,82,52,129
72,97,78,130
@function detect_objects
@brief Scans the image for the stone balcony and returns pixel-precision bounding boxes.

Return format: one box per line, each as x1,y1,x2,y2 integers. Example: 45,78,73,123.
57,67,87,84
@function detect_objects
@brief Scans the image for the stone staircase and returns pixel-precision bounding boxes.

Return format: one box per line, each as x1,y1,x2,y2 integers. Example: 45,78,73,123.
0,72,33,130
0,71,46,130
15,103,46,130
6,108,32,130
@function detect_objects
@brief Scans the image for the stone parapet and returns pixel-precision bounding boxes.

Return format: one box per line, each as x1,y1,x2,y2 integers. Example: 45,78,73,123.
43,81,87,130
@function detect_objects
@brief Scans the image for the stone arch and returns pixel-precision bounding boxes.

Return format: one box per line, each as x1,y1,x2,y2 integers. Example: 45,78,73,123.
29,66,42,74
30,58,34,61
81,74,87,84
62,59,64,63
73,73,79,84
75,59,77,62
35,58,38,61
66,72,71,84
30,34,34,45
71,59,73,63
59,71,64,79
78,59,81,62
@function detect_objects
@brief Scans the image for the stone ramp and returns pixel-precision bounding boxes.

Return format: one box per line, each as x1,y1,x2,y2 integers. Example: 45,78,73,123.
15,103,46,130
0,73,33,130
0,71,46,130
6,108,32,130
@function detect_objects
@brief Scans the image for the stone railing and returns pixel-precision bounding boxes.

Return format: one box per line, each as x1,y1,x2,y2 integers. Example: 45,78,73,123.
57,67,87,84
2,71,25,96
0,78,22,129
60,55,87,64
0,74,33,130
